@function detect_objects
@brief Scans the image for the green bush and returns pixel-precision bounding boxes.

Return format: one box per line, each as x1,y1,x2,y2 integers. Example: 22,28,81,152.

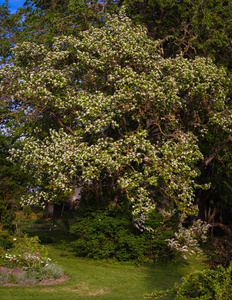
23,206,32,218
15,211,24,220
146,263,232,299
8,273,18,284
0,198,15,229
175,264,232,300
70,210,174,262
0,230,13,250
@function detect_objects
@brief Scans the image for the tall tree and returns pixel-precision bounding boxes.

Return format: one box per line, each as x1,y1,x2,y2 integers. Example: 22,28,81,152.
1,9,231,230
120,0,232,223
1,0,232,224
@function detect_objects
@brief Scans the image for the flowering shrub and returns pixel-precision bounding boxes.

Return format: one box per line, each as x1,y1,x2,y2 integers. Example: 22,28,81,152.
166,219,210,258
1,234,51,271
0,233,64,284
0,233,65,284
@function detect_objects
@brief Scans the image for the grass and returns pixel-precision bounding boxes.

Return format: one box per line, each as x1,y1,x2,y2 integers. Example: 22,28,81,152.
0,224,207,300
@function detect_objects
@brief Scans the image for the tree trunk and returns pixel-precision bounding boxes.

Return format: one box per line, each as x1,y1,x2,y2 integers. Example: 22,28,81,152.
47,203,54,218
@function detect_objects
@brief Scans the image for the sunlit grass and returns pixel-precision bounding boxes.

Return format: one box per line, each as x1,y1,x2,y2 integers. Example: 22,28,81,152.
0,226,206,300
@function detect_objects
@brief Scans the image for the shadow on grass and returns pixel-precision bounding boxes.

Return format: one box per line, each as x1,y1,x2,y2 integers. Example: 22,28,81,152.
143,253,207,300
13,224,206,300
17,223,76,244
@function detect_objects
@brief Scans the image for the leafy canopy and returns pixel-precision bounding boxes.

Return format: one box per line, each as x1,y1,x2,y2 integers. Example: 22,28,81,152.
1,8,231,229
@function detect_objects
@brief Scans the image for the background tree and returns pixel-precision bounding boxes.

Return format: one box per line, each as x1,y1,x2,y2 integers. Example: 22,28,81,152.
0,132,29,229
122,0,232,71
0,1,21,64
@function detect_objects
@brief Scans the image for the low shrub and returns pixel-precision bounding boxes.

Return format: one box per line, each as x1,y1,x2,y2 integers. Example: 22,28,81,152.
8,273,18,284
43,263,64,279
146,263,232,299
0,272,11,285
0,266,64,286
23,206,31,219
0,230,13,250
15,211,43,222
166,219,210,259
29,212,38,220
1,234,50,270
15,211,24,220
70,209,174,262
175,264,232,300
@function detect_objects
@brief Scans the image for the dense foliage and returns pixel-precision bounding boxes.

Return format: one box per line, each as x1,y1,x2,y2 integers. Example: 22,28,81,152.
0,133,29,229
70,209,174,261
123,0,232,71
175,264,232,300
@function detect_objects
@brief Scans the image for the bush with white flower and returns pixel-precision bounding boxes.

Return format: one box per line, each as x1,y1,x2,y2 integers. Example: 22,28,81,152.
166,219,211,259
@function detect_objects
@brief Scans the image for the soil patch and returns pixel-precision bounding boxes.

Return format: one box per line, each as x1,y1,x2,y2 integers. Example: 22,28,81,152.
0,266,69,286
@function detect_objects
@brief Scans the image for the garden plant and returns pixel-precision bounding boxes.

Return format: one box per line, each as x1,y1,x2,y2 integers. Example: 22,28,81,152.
0,232,64,285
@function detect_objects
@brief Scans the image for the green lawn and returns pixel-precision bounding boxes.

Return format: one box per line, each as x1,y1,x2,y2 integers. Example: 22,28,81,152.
0,227,206,300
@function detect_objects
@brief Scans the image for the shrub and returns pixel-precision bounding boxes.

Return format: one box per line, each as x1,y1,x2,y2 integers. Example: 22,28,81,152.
0,272,9,285
175,264,232,300
0,233,64,284
1,234,50,271
8,273,18,284
13,234,49,270
204,223,232,268
0,230,13,250
15,211,24,220
166,219,210,259
23,206,31,218
29,212,37,220
36,212,44,219
0,198,16,230
146,263,232,299
70,210,174,262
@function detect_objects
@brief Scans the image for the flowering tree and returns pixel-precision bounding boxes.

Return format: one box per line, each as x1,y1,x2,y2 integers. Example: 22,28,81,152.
1,8,231,229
